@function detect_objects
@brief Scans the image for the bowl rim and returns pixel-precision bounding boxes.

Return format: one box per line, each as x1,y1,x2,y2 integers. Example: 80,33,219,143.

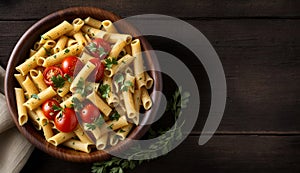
5,6,162,162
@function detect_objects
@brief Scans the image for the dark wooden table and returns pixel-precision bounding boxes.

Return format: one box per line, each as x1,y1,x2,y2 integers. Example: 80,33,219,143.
1,0,299,172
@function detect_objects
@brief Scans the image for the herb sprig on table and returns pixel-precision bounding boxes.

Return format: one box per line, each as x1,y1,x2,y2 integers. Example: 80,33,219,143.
91,87,190,173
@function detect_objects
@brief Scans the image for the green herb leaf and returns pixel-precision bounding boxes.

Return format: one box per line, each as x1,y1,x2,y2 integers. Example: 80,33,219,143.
109,112,120,121
120,81,133,92
91,87,190,173
105,57,118,69
87,42,97,52
52,105,63,112
107,123,114,130
95,116,105,127
64,74,72,83
114,73,124,84
51,75,65,88
85,123,96,131
118,129,126,133
64,48,70,54
75,77,86,96
71,97,84,111
43,47,52,56
85,115,105,131
98,84,110,99
30,94,40,100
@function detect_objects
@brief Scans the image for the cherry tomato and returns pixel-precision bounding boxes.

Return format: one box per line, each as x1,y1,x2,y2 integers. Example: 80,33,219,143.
80,103,101,123
88,58,105,82
41,99,60,120
54,108,78,133
61,56,83,76
87,38,111,59
43,66,63,86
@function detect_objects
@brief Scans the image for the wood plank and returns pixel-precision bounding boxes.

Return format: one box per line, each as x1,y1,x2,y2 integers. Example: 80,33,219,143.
150,37,300,133
0,0,299,20
21,135,300,173
1,19,299,67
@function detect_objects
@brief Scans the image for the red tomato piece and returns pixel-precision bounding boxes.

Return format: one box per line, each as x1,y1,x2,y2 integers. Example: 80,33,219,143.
88,58,105,82
41,99,60,120
80,103,101,123
87,38,111,59
61,56,83,76
54,108,78,133
43,66,63,86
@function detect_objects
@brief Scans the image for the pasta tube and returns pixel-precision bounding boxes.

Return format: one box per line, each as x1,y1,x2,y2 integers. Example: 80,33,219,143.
15,88,28,126
53,35,68,53
47,132,75,146
141,87,152,110
87,91,112,117
102,20,118,33
23,86,57,110
63,139,91,153
131,39,146,88
29,69,48,91
42,44,83,67
84,17,102,29
70,61,96,93
40,21,73,44
104,54,135,77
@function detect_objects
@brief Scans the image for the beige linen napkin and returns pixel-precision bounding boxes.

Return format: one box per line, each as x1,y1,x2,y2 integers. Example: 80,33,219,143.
0,66,34,173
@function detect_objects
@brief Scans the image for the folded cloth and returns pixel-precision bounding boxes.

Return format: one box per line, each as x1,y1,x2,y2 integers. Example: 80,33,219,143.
0,66,4,94
0,93,14,133
0,128,34,173
0,66,34,173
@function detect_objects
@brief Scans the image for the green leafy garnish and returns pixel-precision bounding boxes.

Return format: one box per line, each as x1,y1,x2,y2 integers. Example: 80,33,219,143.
92,157,142,173
87,42,107,57
98,84,110,99
87,42,97,52
64,48,70,54
109,112,120,121
120,81,133,92
114,73,124,84
71,97,84,111
114,74,133,92
118,129,126,133
105,57,118,69
40,35,48,40
91,87,190,173
85,116,105,130
30,94,40,100
107,123,114,130
43,47,52,56
51,75,65,88
52,105,63,112
64,74,72,83
85,123,96,131
75,77,85,96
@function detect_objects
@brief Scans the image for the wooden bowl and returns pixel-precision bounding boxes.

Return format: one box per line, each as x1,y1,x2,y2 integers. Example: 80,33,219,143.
5,7,162,162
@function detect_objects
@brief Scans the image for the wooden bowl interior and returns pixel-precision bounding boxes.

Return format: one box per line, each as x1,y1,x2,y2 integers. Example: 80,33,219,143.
5,7,162,162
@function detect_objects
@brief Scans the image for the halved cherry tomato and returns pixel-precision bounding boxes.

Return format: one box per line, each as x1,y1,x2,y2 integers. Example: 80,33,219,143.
54,108,78,133
43,66,63,86
88,58,105,82
87,38,111,59
61,56,83,76
41,99,60,120
80,103,101,123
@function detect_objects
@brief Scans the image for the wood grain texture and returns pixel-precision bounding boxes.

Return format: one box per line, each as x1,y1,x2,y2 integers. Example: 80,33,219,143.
0,0,299,172
21,135,300,173
0,0,299,20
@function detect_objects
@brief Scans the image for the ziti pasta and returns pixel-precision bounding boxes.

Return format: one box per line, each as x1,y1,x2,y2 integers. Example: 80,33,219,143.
14,17,154,153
